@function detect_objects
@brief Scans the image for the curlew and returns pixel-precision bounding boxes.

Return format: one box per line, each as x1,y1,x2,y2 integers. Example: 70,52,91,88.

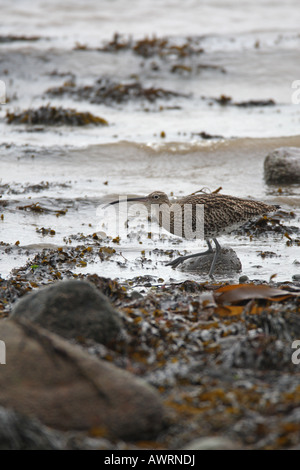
106,191,278,278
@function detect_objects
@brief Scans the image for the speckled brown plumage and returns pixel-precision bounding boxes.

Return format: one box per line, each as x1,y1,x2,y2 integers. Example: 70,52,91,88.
170,192,276,239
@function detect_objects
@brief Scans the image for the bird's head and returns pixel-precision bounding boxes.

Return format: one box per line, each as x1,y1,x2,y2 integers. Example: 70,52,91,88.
105,191,170,209
145,191,170,206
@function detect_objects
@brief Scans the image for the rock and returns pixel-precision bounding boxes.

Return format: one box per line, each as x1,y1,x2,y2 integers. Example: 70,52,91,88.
239,275,249,283
130,290,144,300
0,406,63,450
182,436,241,450
10,280,122,346
264,147,300,184
0,320,165,440
180,247,242,274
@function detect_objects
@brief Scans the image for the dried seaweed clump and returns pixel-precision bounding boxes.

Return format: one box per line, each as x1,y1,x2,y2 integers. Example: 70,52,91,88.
6,106,108,126
47,78,186,104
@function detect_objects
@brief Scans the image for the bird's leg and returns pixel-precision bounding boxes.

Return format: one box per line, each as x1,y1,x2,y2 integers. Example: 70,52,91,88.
208,238,221,279
166,240,214,268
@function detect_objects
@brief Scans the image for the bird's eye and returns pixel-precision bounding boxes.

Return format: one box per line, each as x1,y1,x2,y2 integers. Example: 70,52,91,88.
153,194,159,199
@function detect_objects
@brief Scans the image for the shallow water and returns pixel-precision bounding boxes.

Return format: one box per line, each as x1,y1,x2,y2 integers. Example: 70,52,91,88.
0,0,299,282
1,138,299,282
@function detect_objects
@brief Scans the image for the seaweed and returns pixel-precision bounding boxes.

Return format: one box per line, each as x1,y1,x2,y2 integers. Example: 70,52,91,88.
212,95,276,107
1,238,300,449
99,34,204,59
47,79,187,104
17,202,68,216
36,227,56,236
6,106,108,126
0,35,41,43
233,213,300,237
96,33,132,52
235,99,276,107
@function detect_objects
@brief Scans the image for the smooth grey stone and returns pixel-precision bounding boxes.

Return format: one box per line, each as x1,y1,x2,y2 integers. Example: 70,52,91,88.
11,279,122,346
264,147,300,184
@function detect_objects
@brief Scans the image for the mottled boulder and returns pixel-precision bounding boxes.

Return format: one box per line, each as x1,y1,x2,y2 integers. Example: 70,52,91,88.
264,147,300,184
0,320,165,440
0,406,63,450
179,247,242,274
11,280,122,346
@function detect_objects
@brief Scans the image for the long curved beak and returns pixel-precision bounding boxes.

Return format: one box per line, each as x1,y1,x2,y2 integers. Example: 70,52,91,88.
103,196,148,209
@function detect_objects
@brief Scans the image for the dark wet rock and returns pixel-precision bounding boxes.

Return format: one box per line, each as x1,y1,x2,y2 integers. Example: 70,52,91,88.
233,211,299,237
212,95,275,107
239,275,249,283
264,147,300,184
235,99,275,107
0,320,165,439
11,279,123,346
6,106,108,126
182,437,242,450
191,131,223,140
178,280,205,292
179,247,242,274
0,406,63,450
130,290,144,300
128,275,158,286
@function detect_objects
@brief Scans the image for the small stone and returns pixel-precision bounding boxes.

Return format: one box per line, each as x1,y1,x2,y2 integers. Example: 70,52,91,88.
130,290,143,300
180,247,242,274
239,275,249,283
292,274,300,281
264,147,300,184
182,437,241,450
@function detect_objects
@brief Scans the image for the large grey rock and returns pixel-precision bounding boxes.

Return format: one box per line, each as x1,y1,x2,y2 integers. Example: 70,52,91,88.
11,280,122,346
0,406,63,450
264,147,300,184
0,320,165,440
180,247,242,274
